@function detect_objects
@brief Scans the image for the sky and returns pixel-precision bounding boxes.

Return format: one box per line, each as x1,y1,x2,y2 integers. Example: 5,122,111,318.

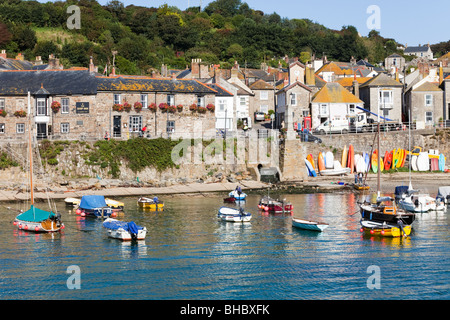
91,0,448,46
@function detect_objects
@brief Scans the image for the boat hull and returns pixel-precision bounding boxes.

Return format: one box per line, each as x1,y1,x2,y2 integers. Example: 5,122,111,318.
105,227,147,241
360,205,415,225
138,202,164,210
360,220,412,237
78,207,113,218
292,218,328,232
218,207,251,222
14,218,63,233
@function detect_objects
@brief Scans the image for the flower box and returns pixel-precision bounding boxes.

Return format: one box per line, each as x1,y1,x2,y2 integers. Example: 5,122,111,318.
148,103,157,112
168,105,176,113
159,103,169,112
206,104,215,112
197,106,206,113
0,109,6,117
189,104,197,112
176,104,184,112
14,110,27,117
134,102,143,112
112,104,124,112
51,101,61,113
123,102,132,112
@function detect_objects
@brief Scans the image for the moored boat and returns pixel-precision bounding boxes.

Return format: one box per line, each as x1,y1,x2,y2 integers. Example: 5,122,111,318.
14,205,64,232
218,206,251,222
77,195,114,218
258,196,293,213
229,189,247,200
292,218,328,232
360,220,412,237
66,197,124,211
103,218,147,241
137,196,164,210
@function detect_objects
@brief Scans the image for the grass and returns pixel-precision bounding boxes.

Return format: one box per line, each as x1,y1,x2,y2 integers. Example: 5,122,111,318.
32,27,88,48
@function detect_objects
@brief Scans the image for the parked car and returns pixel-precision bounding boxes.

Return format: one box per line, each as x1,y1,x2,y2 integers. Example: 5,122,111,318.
254,112,265,121
298,130,322,143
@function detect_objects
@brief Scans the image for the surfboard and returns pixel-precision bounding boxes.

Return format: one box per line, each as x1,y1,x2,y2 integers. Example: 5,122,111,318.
307,154,315,170
439,153,445,172
371,150,378,173
341,145,348,168
417,152,430,171
380,156,384,172
318,152,326,172
322,151,326,168
363,152,370,172
431,158,439,171
325,151,334,169
348,145,354,173
304,158,317,177
400,149,407,168
411,155,418,171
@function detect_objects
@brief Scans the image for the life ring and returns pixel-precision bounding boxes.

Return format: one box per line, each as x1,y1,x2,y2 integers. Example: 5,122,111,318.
383,206,396,215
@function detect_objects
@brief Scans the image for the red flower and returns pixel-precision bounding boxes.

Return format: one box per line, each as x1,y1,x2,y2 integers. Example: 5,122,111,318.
134,102,143,112
206,103,215,112
148,103,157,111
51,101,61,113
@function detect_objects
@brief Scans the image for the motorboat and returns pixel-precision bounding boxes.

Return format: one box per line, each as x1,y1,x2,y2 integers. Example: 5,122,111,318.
217,206,251,222
228,189,247,200
66,197,124,211
292,218,328,232
77,195,113,218
258,196,293,213
103,218,147,241
137,196,164,210
360,219,412,237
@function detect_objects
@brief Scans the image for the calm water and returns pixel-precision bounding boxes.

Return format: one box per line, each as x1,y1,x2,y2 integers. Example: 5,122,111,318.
0,192,448,300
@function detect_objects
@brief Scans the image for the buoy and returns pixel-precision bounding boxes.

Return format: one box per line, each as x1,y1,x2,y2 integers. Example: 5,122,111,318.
381,230,385,235
360,228,364,233
24,225,28,230
18,224,22,229
35,226,39,232
370,229,375,234
81,211,85,217
61,224,65,229
13,221,17,225
264,206,269,211
76,209,81,215
111,212,117,218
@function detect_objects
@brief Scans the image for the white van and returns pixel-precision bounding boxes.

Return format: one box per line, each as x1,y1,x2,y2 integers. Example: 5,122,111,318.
314,119,349,134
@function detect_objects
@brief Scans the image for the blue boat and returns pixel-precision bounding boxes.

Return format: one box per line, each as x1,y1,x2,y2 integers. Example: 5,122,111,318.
103,218,147,241
229,189,247,200
78,195,113,218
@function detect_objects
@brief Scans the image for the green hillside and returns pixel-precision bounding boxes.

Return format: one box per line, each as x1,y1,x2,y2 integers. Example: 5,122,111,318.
0,0,420,74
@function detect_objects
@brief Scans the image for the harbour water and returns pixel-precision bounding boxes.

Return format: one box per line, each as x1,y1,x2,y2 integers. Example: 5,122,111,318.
0,192,448,300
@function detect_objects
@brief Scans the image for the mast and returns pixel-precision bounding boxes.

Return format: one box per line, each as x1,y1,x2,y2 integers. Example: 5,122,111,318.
377,122,380,198
28,91,34,205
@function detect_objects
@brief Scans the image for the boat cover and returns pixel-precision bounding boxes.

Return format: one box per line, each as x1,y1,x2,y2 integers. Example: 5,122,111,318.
437,186,450,199
394,186,409,196
103,219,143,232
79,195,107,209
16,205,56,222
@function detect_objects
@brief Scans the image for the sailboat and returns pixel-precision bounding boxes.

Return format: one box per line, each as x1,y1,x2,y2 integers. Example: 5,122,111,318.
358,123,415,237
13,96,63,233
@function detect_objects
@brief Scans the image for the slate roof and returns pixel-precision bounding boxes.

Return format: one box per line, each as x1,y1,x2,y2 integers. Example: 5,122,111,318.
277,80,313,94
96,76,217,94
205,83,233,96
312,82,363,104
0,70,98,96
249,79,274,90
404,46,431,53
360,73,403,88
0,57,34,71
412,81,442,92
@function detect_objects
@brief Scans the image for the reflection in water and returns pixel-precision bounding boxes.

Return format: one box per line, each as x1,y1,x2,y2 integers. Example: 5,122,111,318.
0,192,448,300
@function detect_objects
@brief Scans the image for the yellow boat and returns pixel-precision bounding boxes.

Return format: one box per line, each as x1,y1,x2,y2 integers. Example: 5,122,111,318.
360,220,412,237
138,197,164,210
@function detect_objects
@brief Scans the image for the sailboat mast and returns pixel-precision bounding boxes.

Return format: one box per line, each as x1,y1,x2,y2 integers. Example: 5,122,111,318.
28,92,34,205
377,122,380,198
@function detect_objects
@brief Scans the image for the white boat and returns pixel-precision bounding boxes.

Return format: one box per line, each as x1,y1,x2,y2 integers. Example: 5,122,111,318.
319,167,350,176
292,218,329,232
102,218,147,241
217,206,251,222
66,197,124,211
228,189,247,200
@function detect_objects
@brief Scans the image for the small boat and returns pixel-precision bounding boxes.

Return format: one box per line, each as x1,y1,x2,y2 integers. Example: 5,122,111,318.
292,218,328,232
353,183,370,191
258,196,293,213
65,197,80,206
14,205,64,232
217,206,251,222
77,195,113,218
228,189,247,200
223,197,236,203
360,220,411,237
66,197,124,211
102,218,147,241
137,196,164,210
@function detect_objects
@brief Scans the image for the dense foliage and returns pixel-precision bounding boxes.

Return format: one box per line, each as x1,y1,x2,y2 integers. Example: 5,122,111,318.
0,0,438,74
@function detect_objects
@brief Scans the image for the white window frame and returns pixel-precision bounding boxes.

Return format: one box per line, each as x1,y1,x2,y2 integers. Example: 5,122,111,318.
379,90,393,107
218,99,226,112
290,93,297,106
113,94,121,105
425,111,433,124
349,104,355,114
0,123,4,134
320,104,328,115
129,115,142,132
196,95,204,107
260,90,268,100
167,94,175,106
140,94,148,109
0,98,4,110
16,123,25,134
61,98,69,114
36,98,46,116
425,94,433,107
166,120,175,133
61,122,70,133
239,97,246,106
259,105,269,114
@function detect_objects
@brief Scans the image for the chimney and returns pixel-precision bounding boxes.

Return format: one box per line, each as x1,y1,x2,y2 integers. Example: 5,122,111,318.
305,65,315,86
191,58,201,79
172,73,176,81
89,56,95,73
0,50,6,59
110,66,116,77
48,54,61,69
439,62,444,85
353,79,359,98
395,67,399,82
322,55,328,64
34,56,43,65
15,53,24,61
284,76,289,87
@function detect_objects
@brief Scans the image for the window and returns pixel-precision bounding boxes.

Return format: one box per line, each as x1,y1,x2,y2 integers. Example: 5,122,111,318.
167,120,175,134
218,99,226,111
196,95,204,107
16,123,25,134
167,94,175,106
302,110,309,117
129,115,142,132
260,91,268,100
113,94,121,105
61,98,69,114
320,104,328,115
290,93,297,106
349,104,355,114
425,94,433,107
0,123,4,134
0,98,4,111
61,123,70,133
379,90,393,107
260,105,269,113
239,97,246,106
140,94,148,108
36,98,46,116
425,111,433,124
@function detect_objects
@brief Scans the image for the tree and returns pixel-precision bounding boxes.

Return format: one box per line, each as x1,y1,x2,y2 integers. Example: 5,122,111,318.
0,22,11,47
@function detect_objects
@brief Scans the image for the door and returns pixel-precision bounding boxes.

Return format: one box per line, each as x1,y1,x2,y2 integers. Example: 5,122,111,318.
113,115,121,137
36,123,47,140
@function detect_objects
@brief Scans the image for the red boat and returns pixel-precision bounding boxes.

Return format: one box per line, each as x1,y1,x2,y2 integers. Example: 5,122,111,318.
223,197,236,203
258,196,293,213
